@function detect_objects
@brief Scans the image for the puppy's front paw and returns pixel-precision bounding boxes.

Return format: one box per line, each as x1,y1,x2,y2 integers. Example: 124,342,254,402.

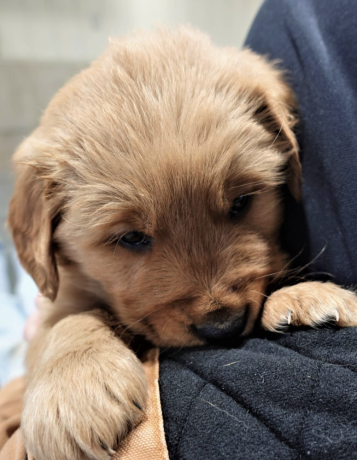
22,346,148,460
262,281,357,331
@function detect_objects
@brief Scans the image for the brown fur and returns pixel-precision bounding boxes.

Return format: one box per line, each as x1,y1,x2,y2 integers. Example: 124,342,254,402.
7,27,357,460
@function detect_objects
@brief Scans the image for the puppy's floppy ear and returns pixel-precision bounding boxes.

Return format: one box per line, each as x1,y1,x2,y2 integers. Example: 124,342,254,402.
8,139,60,301
253,92,301,202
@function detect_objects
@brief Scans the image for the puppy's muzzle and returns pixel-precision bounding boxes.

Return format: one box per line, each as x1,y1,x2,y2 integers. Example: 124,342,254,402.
192,307,248,344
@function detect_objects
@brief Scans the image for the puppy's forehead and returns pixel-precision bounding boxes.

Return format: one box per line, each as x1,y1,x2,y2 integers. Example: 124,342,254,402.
49,29,277,158
49,29,288,233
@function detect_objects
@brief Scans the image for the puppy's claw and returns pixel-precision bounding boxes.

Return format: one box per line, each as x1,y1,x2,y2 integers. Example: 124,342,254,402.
114,435,120,450
263,282,357,332
99,439,107,450
335,309,339,323
99,439,115,455
133,400,143,411
99,439,116,456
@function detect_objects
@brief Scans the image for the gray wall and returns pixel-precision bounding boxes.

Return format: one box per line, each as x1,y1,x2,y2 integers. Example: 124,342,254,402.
0,0,263,236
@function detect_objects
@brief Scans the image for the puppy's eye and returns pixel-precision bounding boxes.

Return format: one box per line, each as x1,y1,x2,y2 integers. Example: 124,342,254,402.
229,195,251,218
121,231,151,248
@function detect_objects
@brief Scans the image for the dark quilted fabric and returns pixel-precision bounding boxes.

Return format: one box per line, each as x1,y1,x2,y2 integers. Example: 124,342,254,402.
159,0,357,458
160,329,357,459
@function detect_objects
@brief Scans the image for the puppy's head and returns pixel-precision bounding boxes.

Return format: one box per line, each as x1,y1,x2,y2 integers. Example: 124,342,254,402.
8,28,300,346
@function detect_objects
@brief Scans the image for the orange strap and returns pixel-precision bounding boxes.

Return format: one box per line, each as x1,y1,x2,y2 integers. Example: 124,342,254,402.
0,348,169,460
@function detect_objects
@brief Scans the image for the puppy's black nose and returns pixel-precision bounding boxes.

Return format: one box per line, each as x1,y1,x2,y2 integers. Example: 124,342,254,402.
192,308,247,344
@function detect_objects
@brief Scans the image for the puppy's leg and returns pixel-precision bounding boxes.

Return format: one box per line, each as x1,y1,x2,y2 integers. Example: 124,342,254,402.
262,281,357,331
22,310,148,460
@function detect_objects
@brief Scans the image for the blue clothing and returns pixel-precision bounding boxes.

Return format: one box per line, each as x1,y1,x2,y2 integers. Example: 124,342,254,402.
0,242,37,386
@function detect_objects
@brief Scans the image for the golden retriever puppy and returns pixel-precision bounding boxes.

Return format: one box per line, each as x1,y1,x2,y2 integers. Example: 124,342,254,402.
8,27,357,460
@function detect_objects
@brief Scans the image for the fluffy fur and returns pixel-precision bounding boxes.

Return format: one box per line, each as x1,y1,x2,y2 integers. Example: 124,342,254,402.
8,27,357,460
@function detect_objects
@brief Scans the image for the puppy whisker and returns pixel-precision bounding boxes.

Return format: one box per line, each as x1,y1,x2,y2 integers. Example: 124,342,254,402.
270,246,306,282
254,267,297,282
286,243,328,277
161,320,170,333
255,244,328,285
250,289,269,299
275,244,328,283
118,304,169,339
118,305,187,339
246,297,262,309
301,271,335,279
